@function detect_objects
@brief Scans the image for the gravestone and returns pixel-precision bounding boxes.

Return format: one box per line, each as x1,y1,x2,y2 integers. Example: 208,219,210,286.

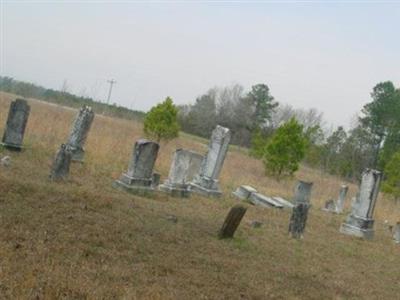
249,193,284,208
323,199,337,212
232,185,258,200
393,222,400,244
1,99,30,151
190,125,231,197
218,204,247,239
66,106,95,162
340,169,382,239
288,181,313,239
336,185,349,213
113,139,159,195
159,149,203,197
323,185,349,214
49,144,72,181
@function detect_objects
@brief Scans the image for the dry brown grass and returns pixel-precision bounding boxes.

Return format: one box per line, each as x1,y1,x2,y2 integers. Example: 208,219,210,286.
1,91,400,299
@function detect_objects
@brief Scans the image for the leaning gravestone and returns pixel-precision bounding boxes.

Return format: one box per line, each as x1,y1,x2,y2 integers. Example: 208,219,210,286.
189,125,231,197
340,169,381,239
159,149,203,197
288,181,313,239
113,139,159,195
1,99,30,151
219,204,247,239
66,106,95,162
393,222,400,244
49,144,72,181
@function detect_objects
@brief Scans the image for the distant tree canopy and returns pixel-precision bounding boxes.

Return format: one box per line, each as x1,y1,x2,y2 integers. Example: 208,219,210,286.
0,76,145,121
143,97,179,142
178,83,278,147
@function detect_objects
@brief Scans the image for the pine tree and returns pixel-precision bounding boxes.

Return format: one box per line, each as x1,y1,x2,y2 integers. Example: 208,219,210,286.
263,118,307,179
143,97,179,142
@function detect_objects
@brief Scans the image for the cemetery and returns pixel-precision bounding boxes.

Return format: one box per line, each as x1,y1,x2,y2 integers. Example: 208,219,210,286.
0,93,399,299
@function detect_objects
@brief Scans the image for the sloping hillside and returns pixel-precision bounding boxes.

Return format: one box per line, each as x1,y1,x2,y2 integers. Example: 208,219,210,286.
0,92,399,299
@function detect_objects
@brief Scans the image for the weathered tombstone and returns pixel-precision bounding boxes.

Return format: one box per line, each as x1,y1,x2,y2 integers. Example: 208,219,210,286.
323,185,349,214
1,99,30,151
393,222,400,244
189,125,231,197
159,149,203,197
288,181,313,239
336,185,349,213
340,169,382,239
249,192,284,208
218,204,247,239
322,199,337,213
232,185,258,200
66,106,95,162
49,144,72,181
113,139,159,195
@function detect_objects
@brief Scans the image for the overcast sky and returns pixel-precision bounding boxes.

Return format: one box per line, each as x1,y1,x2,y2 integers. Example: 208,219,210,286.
1,1,399,128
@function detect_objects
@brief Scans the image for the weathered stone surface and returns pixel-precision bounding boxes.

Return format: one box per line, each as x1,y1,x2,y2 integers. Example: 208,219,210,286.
159,149,203,197
272,196,294,209
393,222,400,244
340,169,382,239
232,185,258,200
322,185,349,214
289,203,310,239
219,204,247,239
288,181,313,239
0,156,11,167
113,139,159,195
49,144,72,181
336,185,349,213
322,199,337,213
66,106,95,162
190,125,231,197
293,181,313,204
1,99,30,150
152,172,161,188
249,193,284,208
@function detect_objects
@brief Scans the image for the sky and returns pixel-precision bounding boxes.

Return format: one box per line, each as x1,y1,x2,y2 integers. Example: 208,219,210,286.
1,1,399,128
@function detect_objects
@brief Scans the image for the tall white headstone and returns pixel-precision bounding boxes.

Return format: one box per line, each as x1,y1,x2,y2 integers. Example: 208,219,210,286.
189,125,231,197
340,169,381,239
159,149,203,197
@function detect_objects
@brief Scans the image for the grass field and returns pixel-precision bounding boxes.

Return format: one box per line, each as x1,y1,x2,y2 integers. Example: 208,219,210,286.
1,91,399,299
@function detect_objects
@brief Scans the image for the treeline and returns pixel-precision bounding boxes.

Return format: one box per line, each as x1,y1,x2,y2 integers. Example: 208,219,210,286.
178,81,400,200
0,76,145,121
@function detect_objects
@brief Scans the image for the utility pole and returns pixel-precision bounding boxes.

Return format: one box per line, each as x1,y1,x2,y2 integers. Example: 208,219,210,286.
106,79,116,104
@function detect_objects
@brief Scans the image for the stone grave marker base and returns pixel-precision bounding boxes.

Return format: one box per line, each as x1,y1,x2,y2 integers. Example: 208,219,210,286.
159,183,190,198
340,215,374,239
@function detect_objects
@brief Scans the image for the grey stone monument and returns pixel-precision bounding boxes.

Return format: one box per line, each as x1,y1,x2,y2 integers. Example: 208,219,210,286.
49,144,72,181
113,139,159,195
323,185,349,213
393,222,400,244
232,185,258,200
189,125,231,197
218,204,247,239
1,99,30,151
159,149,203,197
336,184,349,213
340,169,382,239
66,106,95,162
289,181,313,239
